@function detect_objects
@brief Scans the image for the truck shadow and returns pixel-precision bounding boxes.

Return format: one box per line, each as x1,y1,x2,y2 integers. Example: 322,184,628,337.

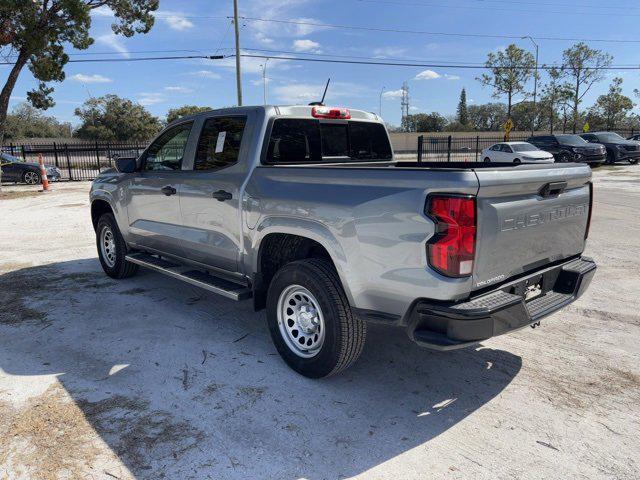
0,259,522,479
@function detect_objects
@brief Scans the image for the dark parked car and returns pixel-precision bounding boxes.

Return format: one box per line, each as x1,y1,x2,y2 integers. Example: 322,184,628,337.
581,132,640,165
0,153,61,184
527,134,606,166
627,134,640,142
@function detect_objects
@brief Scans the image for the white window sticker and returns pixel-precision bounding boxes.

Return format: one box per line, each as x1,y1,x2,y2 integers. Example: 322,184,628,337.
215,131,227,153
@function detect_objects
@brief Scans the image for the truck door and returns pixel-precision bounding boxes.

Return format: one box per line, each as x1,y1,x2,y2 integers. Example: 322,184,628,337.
178,114,251,273
126,121,196,257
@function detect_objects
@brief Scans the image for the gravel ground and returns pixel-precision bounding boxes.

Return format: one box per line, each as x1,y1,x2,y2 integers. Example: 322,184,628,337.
0,165,639,480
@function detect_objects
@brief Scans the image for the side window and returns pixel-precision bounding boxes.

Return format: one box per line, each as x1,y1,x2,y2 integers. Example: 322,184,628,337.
267,119,322,163
144,122,193,171
502,144,513,153
490,144,500,151
195,116,247,171
583,134,597,142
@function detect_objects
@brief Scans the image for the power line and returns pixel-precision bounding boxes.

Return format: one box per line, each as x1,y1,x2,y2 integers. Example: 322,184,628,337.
350,0,640,17
235,16,640,44
0,55,226,65
239,53,640,70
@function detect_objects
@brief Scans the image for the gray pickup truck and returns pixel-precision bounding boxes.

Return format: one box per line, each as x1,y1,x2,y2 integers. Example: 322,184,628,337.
90,105,596,378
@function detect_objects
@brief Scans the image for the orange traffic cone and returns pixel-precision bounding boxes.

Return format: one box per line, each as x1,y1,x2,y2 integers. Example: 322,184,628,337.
38,154,50,192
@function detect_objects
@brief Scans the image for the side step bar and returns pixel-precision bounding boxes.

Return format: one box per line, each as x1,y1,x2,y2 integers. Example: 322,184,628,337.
125,253,253,301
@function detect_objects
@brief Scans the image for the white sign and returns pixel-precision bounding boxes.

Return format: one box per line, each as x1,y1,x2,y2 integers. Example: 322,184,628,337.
215,131,227,153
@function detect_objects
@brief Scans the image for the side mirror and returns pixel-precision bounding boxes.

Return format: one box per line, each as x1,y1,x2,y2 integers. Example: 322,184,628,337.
115,156,138,174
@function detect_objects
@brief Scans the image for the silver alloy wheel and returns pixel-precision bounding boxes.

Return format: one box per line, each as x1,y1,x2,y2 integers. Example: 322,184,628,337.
277,285,325,358
24,171,40,185
100,226,117,268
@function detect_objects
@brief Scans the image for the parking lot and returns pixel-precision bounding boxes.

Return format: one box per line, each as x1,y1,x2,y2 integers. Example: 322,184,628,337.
0,165,638,479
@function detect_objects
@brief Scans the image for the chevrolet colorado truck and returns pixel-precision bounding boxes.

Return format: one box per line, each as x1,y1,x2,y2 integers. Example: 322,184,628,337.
90,105,596,378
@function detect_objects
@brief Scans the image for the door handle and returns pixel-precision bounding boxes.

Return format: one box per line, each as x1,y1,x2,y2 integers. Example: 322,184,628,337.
212,190,233,202
161,185,177,196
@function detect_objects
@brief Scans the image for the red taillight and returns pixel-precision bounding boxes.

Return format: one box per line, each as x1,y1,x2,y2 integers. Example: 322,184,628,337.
311,106,351,119
585,181,593,240
426,195,477,278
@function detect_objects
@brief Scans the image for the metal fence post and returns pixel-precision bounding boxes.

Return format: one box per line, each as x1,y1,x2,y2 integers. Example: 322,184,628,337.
95,140,101,170
65,144,73,180
447,135,452,162
21,145,26,160
53,142,59,168
417,135,424,163
475,136,479,162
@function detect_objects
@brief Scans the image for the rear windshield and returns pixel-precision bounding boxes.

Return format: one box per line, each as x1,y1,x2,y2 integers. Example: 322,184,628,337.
265,119,392,164
511,143,538,152
556,135,588,146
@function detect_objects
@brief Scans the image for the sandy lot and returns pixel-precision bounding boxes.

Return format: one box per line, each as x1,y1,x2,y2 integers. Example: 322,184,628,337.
1,166,639,480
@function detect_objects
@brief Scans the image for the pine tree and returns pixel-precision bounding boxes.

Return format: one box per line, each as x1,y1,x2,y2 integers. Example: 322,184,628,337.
457,88,469,126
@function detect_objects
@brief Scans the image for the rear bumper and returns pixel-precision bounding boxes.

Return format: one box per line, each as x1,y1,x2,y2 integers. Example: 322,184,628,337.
408,256,596,351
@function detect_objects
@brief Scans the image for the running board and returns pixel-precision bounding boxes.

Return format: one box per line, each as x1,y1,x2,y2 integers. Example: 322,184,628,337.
125,253,253,301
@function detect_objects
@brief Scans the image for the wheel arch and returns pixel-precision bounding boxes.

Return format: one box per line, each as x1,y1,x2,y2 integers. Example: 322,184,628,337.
251,222,353,311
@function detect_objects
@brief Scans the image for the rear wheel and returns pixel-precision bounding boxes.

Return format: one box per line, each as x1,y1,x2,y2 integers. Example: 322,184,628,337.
483,157,491,163
96,213,138,279
266,258,366,378
606,150,616,164
22,170,41,185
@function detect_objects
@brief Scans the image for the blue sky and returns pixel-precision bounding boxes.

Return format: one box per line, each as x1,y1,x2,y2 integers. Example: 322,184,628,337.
5,0,640,126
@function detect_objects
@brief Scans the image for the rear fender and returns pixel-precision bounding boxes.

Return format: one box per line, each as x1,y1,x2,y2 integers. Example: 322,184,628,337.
250,216,355,305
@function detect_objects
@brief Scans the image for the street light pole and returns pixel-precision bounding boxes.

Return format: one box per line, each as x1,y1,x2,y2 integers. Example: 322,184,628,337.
379,86,385,118
262,58,269,105
233,0,243,106
522,36,539,136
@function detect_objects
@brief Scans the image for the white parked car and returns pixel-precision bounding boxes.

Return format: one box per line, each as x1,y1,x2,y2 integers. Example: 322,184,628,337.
482,142,555,164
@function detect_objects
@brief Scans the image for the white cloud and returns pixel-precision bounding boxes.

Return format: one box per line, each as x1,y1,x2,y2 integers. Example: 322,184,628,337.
409,106,420,111
415,70,441,80
245,0,327,45
373,47,406,58
70,74,112,83
444,74,460,80
382,89,404,99
159,11,194,31
164,86,194,93
92,5,114,17
189,70,222,80
273,81,370,104
97,33,130,58
292,39,321,53
138,92,166,106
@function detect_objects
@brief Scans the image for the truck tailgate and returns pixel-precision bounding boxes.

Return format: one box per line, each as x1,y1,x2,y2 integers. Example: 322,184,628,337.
472,164,592,290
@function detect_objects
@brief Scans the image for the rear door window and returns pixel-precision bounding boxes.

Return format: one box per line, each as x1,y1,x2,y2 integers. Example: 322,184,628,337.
194,116,247,171
266,119,392,164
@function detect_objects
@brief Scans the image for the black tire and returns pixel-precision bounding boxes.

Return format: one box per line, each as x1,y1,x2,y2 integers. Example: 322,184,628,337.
266,258,366,378
629,158,638,165
22,170,41,185
606,150,616,164
96,213,138,279
483,157,491,163
513,158,521,165
557,153,570,163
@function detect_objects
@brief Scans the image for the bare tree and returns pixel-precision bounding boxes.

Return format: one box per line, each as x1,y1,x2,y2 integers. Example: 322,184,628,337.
560,42,613,133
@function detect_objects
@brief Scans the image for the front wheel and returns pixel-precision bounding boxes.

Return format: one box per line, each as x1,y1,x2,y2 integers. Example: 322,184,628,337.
266,258,366,378
557,153,570,163
96,213,138,279
513,158,521,165
483,157,491,163
22,170,41,185
629,158,639,165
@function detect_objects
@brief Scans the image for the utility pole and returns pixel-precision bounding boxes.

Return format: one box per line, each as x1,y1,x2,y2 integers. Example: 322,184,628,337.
379,86,385,118
522,36,539,136
233,0,243,106
401,82,410,132
262,58,269,105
